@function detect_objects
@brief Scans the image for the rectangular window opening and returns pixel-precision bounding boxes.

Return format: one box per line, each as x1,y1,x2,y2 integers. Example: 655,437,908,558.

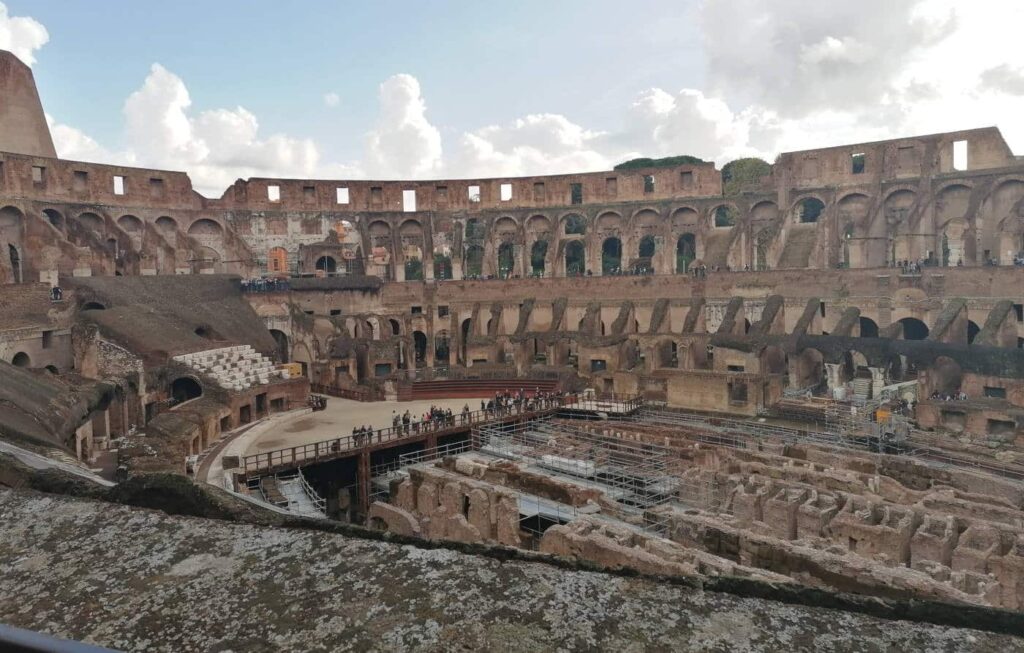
149,177,164,198
436,185,448,201
31,166,45,184
336,187,350,204
41,330,53,349
1014,303,1023,322
851,152,865,174
605,177,617,197
468,185,481,203
643,174,655,193
984,386,1007,400
267,184,281,202
73,170,88,191
680,171,694,189
571,182,583,205
438,305,450,317
819,301,826,317
953,140,968,171
303,185,316,202
113,175,126,195
403,189,417,212
411,305,423,315
330,309,342,316
370,186,383,205
533,182,545,201
500,183,513,201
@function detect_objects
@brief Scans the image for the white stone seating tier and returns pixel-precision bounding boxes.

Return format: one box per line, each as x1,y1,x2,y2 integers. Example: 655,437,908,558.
172,345,287,391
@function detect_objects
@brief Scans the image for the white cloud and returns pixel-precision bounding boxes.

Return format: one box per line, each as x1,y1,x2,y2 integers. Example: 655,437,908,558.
30,0,1024,197
450,114,611,177
0,2,48,67
45,113,128,165
699,0,956,119
364,74,442,178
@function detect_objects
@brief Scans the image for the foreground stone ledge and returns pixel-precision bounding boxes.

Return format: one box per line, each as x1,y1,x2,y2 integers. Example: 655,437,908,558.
0,489,1020,652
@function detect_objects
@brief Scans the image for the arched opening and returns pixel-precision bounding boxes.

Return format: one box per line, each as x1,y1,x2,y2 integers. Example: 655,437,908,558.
858,316,879,338
465,244,484,277
636,235,656,273
7,244,21,283
531,240,548,276
315,256,337,274
460,318,472,363
77,212,103,232
754,227,776,271
656,340,678,368
563,214,586,235
796,198,825,223
155,216,178,233
465,217,485,240
676,233,696,273
268,247,288,274
930,356,963,396
171,377,203,403
967,320,980,344
842,350,872,384
897,317,929,341
404,256,423,281
81,302,105,311
44,365,58,374
638,235,656,258
413,331,428,367
794,348,824,392
601,237,622,274
713,205,736,228
187,218,223,236
433,253,452,280
269,329,289,363
842,223,854,268
760,345,788,375
43,209,64,230
389,319,401,336
11,352,30,368
435,331,450,366
497,242,514,279
565,241,585,276
117,214,143,232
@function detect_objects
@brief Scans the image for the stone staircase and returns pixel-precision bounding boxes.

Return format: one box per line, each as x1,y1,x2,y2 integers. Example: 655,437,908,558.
851,377,872,401
173,345,288,391
776,224,818,269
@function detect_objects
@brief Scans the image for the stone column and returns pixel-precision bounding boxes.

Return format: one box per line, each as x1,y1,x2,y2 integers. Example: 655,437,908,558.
824,363,843,395
870,367,886,399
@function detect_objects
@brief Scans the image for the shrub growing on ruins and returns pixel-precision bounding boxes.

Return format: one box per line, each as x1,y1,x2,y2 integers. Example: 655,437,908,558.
722,158,772,195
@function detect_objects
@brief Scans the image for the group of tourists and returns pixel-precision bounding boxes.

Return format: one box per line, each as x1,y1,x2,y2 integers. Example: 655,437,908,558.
351,424,376,446
930,391,969,401
481,388,566,417
239,277,290,293
308,394,327,411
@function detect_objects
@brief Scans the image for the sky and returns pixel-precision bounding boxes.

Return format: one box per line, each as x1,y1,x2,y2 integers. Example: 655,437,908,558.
2,0,1024,197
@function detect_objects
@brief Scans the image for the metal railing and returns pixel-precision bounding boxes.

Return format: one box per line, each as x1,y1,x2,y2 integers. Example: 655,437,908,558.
242,397,576,474
296,467,327,513
310,384,384,402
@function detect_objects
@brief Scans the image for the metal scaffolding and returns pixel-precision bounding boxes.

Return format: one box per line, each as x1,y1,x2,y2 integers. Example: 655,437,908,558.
475,416,677,533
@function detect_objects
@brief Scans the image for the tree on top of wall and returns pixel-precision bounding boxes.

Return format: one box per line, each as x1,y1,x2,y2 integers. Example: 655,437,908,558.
614,155,705,171
722,158,772,196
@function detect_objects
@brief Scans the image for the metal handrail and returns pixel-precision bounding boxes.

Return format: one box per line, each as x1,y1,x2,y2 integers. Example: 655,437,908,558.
242,397,576,474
